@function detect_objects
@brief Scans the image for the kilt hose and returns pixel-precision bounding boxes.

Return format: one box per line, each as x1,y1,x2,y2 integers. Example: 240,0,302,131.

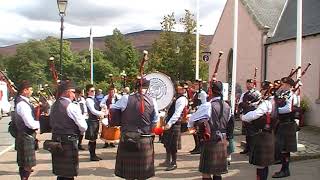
249,131,275,167
115,136,155,179
227,138,235,154
162,123,182,151
275,121,297,160
199,138,228,175
52,135,79,177
16,132,36,168
85,120,99,141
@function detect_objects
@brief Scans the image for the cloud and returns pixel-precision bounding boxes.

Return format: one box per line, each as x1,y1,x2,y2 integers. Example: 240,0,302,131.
0,0,227,47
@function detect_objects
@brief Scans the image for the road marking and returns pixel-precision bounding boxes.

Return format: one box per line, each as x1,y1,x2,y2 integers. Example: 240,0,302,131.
0,144,14,156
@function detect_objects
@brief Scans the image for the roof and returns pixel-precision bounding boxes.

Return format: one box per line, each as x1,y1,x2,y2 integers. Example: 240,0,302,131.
240,0,287,36
267,0,320,44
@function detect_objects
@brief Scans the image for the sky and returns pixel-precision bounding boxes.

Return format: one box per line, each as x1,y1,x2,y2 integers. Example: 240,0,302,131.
0,0,227,47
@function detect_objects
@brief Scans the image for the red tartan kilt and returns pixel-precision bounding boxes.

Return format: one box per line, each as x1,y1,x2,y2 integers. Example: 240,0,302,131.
115,136,155,179
249,131,275,166
52,142,79,177
275,121,297,158
199,138,228,174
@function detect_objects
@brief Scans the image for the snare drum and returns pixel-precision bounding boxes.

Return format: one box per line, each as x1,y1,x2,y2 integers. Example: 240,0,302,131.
101,125,121,142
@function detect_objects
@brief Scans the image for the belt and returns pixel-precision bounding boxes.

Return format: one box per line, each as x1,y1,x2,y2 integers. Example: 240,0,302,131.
53,134,78,142
140,134,155,138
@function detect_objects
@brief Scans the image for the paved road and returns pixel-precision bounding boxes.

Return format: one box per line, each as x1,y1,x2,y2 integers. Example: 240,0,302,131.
0,116,14,155
0,133,319,180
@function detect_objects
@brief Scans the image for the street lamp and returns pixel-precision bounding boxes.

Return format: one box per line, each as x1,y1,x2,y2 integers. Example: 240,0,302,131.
57,0,68,78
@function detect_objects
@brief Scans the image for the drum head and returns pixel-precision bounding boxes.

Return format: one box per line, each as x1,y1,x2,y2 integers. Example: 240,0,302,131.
144,72,175,110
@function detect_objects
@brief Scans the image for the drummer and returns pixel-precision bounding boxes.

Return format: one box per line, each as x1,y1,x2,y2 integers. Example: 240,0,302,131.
85,84,105,161
100,84,122,148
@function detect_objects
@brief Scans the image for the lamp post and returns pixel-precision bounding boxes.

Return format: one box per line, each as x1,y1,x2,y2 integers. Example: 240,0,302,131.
57,0,68,78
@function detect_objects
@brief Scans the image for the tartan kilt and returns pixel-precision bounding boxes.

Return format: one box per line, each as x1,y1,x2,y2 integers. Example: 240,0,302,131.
162,123,181,151
115,136,155,179
85,120,99,141
275,121,297,159
52,139,79,177
16,132,36,168
249,131,275,167
227,138,235,154
199,138,228,175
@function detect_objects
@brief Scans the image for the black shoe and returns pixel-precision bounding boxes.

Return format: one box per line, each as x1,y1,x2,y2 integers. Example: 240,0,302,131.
96,155,103,160
159,161,170,167
90,156,100,161
272,171,290,178
103,143,109,148
165,163,177,171
78,145,85,150
190,149,201,154
240,149,249,154
110,143,116,148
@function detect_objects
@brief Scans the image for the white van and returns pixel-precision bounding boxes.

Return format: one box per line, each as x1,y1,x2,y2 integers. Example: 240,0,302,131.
0,80,12,119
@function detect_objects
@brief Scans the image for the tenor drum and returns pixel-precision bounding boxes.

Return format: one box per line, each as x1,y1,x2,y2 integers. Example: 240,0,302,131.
144,72,175,111
101,125,121,142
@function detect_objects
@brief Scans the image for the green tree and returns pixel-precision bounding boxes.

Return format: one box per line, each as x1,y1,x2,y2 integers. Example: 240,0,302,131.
104,29,139,78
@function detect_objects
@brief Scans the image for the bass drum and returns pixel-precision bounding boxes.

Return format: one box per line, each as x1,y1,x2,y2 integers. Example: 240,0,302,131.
144,72,175,111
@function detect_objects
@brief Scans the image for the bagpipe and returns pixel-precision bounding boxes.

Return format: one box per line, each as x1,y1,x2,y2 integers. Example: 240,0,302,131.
238,67,262,114
191,51,226,142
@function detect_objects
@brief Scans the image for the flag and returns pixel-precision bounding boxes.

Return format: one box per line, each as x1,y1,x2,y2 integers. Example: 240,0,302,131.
89,28,93,52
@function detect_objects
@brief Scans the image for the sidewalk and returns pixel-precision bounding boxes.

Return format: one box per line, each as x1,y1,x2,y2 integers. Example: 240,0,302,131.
234,120,320,161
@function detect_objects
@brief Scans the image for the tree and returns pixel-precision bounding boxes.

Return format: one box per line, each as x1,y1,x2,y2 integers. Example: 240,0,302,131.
148,10,208,81
104,29,140,78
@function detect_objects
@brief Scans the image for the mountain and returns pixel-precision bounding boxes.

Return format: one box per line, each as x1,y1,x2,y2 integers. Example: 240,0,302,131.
0,30,213,56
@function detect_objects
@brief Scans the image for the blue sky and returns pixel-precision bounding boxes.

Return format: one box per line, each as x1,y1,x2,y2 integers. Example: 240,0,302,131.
0,0,227,47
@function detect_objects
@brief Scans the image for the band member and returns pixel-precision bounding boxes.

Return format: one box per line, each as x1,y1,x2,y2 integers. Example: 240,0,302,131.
14,80,40,180
108,77,159,179
100,85,122,148
160,82,188,171
50,80,88,180
74,88,88,150
272,77,297,178
241,81,278,180
188,80,231,180
238,79,261,154
85,84,105,161
190,80,208,154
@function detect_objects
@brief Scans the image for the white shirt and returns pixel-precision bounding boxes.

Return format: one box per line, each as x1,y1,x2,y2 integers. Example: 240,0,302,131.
75,96,88,119
198,90,208,104
278,91,297,114
167,95,188,127
16,95,40,130
111,93,159,124
100,93,122,108
242,97,273,122
61,97,88,133
86,96,104,116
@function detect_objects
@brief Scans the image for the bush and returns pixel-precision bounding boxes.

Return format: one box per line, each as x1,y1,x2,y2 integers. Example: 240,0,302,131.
300,97,310,112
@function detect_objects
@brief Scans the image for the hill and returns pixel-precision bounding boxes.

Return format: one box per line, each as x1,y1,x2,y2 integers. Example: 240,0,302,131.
0,30,212,56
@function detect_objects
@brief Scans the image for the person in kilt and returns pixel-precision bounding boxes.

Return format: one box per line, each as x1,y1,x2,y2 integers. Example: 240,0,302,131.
100,84,122,148
50,80,87,180
238,79,261,155
74,88,88,150
241,81,278,180
14,80,40,180
190,80,208,155
108,77,159,180
160,82,188,171
188,81,230,180
85,84,105,161
272,77,298,178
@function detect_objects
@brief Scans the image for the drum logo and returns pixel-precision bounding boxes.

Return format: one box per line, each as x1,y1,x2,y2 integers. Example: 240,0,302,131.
147,78,167,100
